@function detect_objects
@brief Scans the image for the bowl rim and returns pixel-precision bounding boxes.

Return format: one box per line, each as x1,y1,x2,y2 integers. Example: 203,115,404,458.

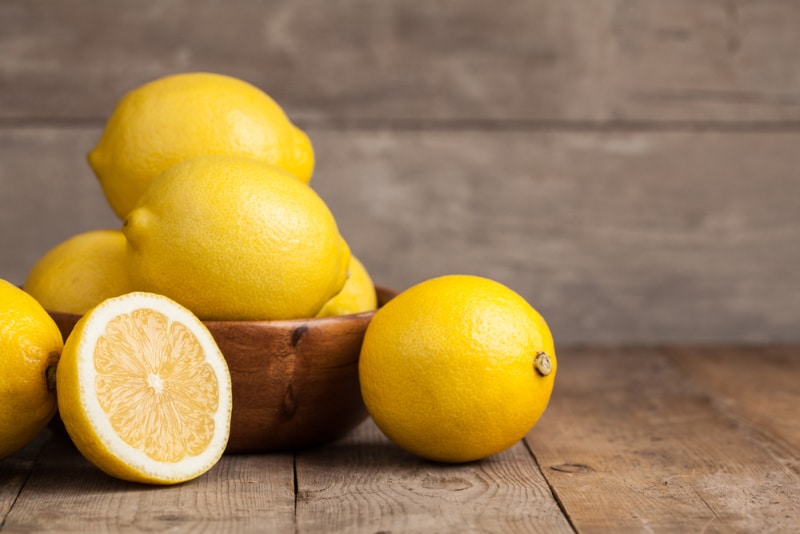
47,284,398,328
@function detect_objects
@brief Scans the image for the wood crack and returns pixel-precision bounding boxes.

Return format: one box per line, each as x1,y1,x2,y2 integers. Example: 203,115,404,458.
293,453,299,534
522,438,579,534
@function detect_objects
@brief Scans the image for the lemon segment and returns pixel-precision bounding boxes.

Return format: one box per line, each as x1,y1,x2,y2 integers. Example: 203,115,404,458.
56,292,232,484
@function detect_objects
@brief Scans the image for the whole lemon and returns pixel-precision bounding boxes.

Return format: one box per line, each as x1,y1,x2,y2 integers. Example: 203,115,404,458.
359,275,557,463
89,72,314,219
0,279,63,459
23,229,134,315
316,255,377,317
123,155,350,321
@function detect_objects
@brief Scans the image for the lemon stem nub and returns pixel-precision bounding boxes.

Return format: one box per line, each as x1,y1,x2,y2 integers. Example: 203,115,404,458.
46,364,58,391
534,352,553,377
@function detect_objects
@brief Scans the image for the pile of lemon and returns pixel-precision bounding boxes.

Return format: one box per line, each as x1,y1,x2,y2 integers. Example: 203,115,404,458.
1,73,556,484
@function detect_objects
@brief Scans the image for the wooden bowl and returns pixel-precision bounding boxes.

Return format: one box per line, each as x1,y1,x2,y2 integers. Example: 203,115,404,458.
49,286,397,453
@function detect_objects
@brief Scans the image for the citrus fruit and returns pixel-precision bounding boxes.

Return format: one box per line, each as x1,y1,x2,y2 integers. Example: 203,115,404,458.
56,292,232,484
359,274,557,463
123,155,350,321
23,229,134,315
0,279,63,460
316,255,377,317
88,72,314,219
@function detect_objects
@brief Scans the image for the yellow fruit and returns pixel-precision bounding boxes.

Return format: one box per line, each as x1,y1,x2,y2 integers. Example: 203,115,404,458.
359,274,557,463
123,155,350,321
56,292,232,484
88,72,314,219
23,229,134,315
0,279,63,459
316,255,377,317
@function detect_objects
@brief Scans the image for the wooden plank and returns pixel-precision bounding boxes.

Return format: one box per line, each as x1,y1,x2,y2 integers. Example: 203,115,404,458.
1,0,799,122
526,347,800,533
0,430,49,523
2,128,800,344
665,346,800,474
295,418,572,534
0,128,119,287
314,130,800,345
2,347,798,531
1,424,296,532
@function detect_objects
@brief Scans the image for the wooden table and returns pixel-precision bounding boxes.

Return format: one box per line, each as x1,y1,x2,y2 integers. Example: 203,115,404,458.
2,346,798,533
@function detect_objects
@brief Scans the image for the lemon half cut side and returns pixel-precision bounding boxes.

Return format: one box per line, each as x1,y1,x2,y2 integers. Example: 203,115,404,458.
56,292,232,485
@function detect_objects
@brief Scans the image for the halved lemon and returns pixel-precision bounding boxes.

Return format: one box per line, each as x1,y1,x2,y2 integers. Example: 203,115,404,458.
56,292,232,484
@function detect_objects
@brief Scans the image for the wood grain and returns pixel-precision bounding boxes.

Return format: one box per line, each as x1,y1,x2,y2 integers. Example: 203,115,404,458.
2,346,798,532
0,426,296,533
0,128,118,286
313,129,800,346
526,347,800,533
2,127,798,344
666,346,800,476
0,431,49,523
295,419,572,534
1,0,799,122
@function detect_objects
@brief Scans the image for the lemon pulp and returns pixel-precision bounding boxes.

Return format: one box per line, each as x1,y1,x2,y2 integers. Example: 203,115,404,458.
94,308,219,463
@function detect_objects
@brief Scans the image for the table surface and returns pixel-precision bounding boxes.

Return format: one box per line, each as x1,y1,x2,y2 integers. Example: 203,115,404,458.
2,345,798,533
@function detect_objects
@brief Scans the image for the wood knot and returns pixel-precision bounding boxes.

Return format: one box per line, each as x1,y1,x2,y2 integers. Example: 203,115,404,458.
279,384,297,420
156,514,188,522
291,325,308,347
550,463,592,474
421,475,473,491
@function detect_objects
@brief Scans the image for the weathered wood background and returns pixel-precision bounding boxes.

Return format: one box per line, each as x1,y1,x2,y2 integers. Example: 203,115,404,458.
1,0,799,344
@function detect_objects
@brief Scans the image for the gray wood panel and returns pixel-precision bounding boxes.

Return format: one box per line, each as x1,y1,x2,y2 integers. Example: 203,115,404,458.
2,128,798,344
0,128,119,284
2,1,798,344
313,129,800,344
1,0,800,122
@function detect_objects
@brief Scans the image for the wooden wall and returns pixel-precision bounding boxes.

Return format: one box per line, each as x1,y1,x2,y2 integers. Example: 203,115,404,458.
1,0,799,344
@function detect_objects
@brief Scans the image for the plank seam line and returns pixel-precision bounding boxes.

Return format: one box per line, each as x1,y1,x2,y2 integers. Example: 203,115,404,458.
0,463,34,530
522,438,579,534
4,118,800,133
298,118,800,133
293,453,299,534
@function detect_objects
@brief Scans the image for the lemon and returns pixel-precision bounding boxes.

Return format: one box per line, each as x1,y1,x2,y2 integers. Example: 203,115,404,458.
359,275,557,463
56,292,232,484
23,229,134,315
88,72,314,219
316,255,377,317
0,279,63,459
123,155,350,321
